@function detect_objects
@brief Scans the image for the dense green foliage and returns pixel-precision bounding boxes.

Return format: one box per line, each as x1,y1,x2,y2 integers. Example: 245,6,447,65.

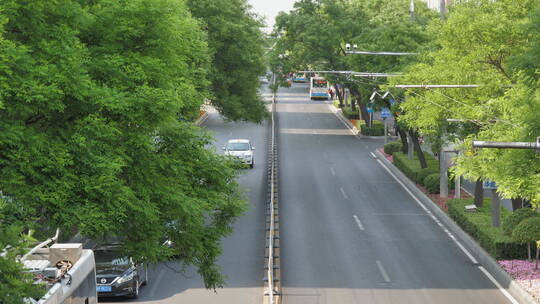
392,0,540,205
383,141,402,155
392,152,438,185
448,198,525,259
513,217,540,246
360,120,385,136
502,208,540,236
423,173,440,194
342,106,360,119
0,0,259,293
187,0,268,122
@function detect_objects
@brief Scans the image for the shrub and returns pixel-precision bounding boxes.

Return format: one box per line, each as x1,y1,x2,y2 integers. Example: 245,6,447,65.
342,106,359,119
512,217,540,260
502,207,540,236
393,152,438,184
424,173,440,194
384,141,402,155
361,120,385,136
447,198,525,259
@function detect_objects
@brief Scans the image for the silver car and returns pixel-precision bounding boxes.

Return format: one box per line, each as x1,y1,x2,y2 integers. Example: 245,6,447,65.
223,139,255,168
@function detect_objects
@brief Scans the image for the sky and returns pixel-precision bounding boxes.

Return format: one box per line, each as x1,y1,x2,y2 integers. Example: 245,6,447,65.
248,0,296,32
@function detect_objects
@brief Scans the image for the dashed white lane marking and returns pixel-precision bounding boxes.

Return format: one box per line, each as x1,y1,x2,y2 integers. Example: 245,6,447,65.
370,152,378,159
330,167,336,176
374,156,519,304
353,215,365,231
340,187,349,200
376,260,391,283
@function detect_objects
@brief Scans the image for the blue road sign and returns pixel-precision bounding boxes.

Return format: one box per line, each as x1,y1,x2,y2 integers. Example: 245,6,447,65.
367,107,374,113
380,107,392,118
483,180,497,190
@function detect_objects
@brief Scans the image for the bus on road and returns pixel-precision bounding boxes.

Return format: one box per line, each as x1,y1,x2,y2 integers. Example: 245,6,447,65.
293,73,308,83
310,77,330,100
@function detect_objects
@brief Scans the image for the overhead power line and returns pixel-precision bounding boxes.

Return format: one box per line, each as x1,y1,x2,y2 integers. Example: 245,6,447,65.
345,51,418,56
395,85,480,88
297,70,402,77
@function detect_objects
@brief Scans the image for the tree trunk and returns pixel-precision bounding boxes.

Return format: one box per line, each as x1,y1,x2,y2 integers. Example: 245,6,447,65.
528,243,532,261
474,178,484,208
408,129,427,169
534,247,540,270
511,198,523,211
396,125,408,154
350,87,369,125
335,84,344,108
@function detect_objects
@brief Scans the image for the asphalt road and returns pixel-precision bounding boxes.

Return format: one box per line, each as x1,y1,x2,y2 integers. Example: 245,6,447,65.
278,83,513,304
101,87,271,303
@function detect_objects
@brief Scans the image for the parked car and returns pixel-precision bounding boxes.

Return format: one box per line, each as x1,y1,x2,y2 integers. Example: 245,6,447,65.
94,244,148,299
223,139,255,168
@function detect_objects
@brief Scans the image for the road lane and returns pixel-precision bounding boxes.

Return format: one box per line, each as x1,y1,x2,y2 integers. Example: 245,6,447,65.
278,83,512,304
102,87,270,304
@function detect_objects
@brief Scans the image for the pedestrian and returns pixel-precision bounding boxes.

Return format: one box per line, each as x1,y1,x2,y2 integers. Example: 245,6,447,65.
329,88,335,100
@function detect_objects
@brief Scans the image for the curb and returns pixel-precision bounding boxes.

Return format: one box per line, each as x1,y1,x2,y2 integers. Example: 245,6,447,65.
326,103,398,140
374,149,537,304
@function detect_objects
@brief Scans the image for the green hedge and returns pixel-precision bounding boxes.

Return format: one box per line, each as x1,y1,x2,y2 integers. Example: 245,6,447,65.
447,198,527,259
342,106,359,119
423,173,440,194
393,152,438,185
384,141,402,155
422,173,456,194
361,120,384,136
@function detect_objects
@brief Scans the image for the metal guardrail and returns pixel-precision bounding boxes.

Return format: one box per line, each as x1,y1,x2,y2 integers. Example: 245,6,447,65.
264,89,279,304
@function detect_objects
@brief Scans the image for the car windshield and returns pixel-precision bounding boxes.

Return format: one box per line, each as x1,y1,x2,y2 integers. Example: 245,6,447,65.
94,250,129,266
227,142,250,151
313,79,327,88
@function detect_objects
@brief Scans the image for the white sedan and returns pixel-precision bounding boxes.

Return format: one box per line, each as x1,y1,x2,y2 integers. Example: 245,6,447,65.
223,139,255,168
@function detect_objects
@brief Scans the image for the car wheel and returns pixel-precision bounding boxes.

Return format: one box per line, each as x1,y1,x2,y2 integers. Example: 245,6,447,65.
142,267,148,286
128,279,139,299
250,160,254,168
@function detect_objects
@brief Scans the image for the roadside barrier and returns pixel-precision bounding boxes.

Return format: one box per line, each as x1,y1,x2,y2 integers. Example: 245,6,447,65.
264,91,280,304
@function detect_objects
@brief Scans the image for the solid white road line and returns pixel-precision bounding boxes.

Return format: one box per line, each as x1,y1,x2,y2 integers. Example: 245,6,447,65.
353,215,365,231
374,157,519,304
330,167,336,176
376,260,391,283
340,187,349,200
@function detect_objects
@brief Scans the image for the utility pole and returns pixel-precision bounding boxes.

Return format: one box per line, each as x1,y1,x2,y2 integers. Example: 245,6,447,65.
410,0,415,20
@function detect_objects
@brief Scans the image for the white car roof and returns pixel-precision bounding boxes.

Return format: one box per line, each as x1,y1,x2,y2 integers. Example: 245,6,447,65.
227,139,250,144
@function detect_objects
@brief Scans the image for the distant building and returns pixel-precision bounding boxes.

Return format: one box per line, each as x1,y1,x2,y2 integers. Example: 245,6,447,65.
420,0,452,13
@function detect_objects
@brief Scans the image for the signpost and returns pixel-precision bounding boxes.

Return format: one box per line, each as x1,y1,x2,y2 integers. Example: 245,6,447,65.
482,179,501,227
380,108,392,144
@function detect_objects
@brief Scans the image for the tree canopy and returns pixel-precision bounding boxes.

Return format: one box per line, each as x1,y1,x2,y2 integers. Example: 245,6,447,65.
0,0,250,295
391,0,540,205
187,0,268,122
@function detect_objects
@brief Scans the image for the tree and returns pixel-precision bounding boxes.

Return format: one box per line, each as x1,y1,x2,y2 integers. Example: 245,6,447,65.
513,217,540,266
186,0,268,122
502,207,539,236
391,0,540,205
0,0,245,290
